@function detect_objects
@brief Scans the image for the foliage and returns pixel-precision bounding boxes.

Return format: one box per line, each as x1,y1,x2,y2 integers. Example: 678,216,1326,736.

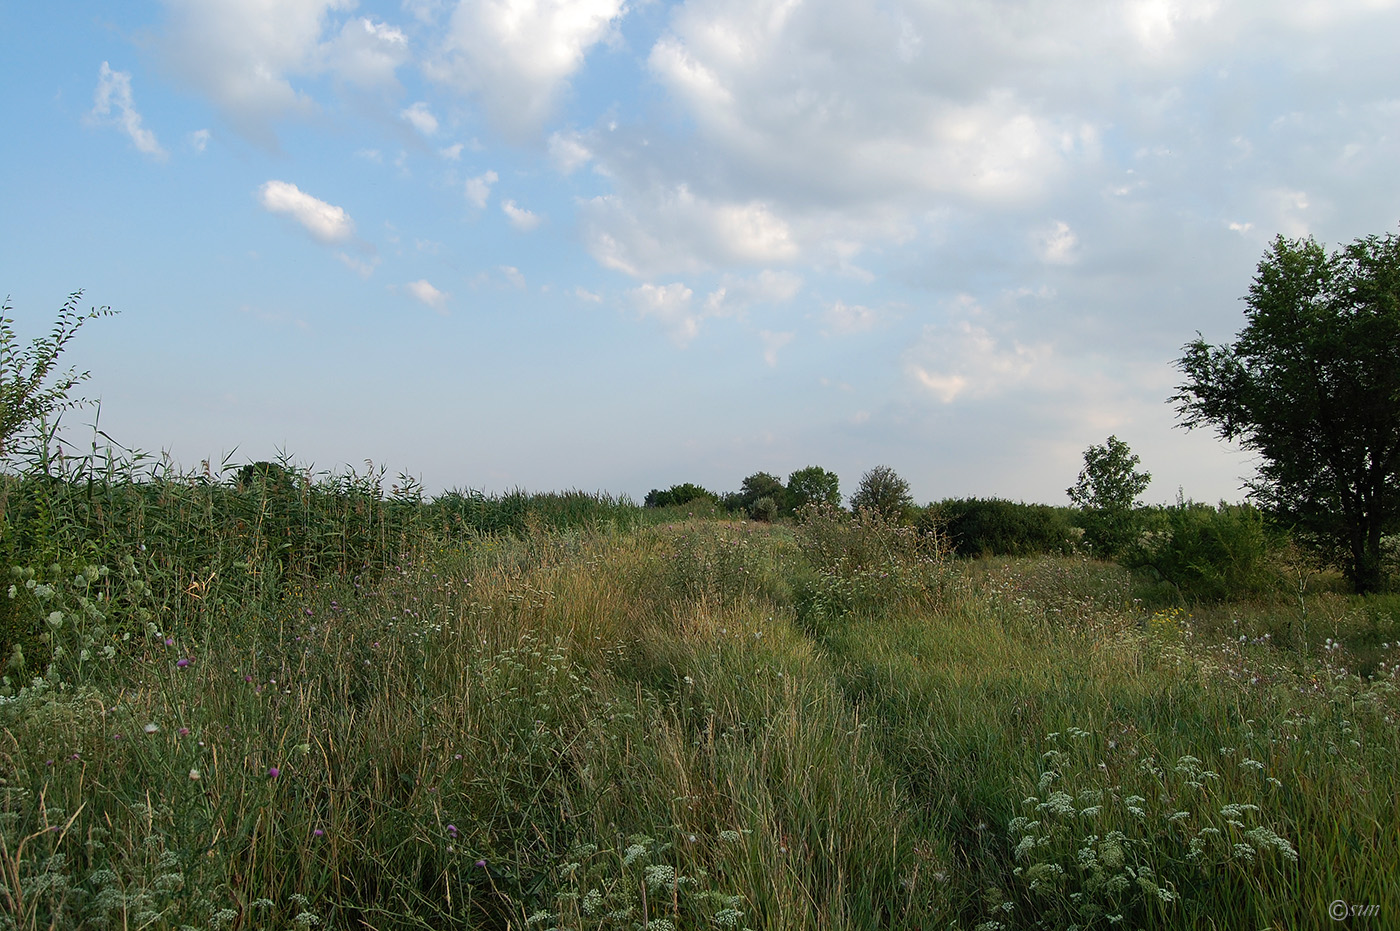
850,465,913,523
1173,232,1400,593
749,495,779,522
733,471,785,517
643,483,715,509
1122,501,1276,603
1007,729,1297,929
786,465,841,512
927,498,1077,558
0,292,115,465
1067,436,1152,558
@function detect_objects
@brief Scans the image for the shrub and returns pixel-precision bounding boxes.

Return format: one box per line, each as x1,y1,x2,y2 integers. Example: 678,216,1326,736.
850,466,913,523
643,483,716,509
749,496,779,522
927,498,1076,558
1121,502,1274,603
733,472,786,515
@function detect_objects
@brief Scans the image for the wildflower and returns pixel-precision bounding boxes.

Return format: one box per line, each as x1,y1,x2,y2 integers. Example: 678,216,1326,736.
314,829,325,837
475,859,487,868
268,767,280,778
177,658,190,668
189,768,201,781
165,638,174,646
447,824,458,836
144,723,159,734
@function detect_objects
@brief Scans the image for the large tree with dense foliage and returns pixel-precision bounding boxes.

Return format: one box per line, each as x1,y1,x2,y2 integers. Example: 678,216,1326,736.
1173,232,1400,593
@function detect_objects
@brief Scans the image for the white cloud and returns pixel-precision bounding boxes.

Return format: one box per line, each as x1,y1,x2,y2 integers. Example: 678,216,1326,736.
1035,220,1079,265
502,199,541,231
257,180,355,244
703,269,802,316
357,148,384,163
189,128,210,152
464,170,498,207
407,278,449,312
89,62,166,159
759,330,794,367
574,286,602,302
906,299,1051,404
823,300,881,335
439,142,465,160
631,282,699,345
581,184,797,278
548,130,592,173
401,101,440,136
337,252,379,278
499,265,526,288
159,0,346,147
325,17,410,88
430,0,628,138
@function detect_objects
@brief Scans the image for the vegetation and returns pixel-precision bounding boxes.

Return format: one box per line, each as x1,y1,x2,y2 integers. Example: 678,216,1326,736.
1174,232,1400,593
925,498,1077,559
1067,436,1153,558
2,292,1397,930
849,466,913,523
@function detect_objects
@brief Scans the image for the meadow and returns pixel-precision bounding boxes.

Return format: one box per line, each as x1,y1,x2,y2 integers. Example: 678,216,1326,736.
1,456,1397,930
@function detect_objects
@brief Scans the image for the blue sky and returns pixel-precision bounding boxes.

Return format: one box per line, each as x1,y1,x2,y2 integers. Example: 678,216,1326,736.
4,0,1399,505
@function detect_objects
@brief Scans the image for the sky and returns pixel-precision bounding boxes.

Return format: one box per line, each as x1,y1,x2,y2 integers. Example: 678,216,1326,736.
3,0,1399,506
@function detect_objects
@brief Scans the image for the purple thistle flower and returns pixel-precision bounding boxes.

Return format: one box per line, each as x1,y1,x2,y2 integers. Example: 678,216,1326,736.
178,727,190,737
177,658,191,668
475,860,487,868
268,766,280,778
447,824,458,835
314,828,325,837
165,638,174,646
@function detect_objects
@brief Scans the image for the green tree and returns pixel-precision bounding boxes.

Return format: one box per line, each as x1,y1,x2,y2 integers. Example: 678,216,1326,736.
736,472,786,516
850,465,913,522
1,292,115,465
643,483,715,508
1067,436,1152,557
1173,232,1400,593
787,465,841,512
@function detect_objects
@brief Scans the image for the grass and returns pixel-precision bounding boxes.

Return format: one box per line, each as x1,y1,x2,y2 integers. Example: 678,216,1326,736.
2,462,1398,929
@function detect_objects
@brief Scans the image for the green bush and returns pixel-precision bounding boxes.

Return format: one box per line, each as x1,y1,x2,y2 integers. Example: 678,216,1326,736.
1121,502,1274,603
925,498,1076,558
643,483,715,509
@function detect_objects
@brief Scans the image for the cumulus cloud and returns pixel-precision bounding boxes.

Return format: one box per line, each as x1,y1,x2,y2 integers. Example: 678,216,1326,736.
703,270,803,316
1035,220,1079,265
581,184,797,278
406,278,449,312
189,129,210,152
430,0,628,138
548,130,592,173
905,298,1051,404
464,170,498,207
823,300,881,335
630,282,699,345
159,0,408,147
502,199,541,231
89,63,166,159
759,330,794,367
499,265,526,288
258,180,355,244
325,17,410,89
401,101,439,136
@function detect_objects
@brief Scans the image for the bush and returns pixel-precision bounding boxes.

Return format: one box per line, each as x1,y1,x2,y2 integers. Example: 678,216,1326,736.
749,496,779,522
643,483,715,509
1121,502,1275,603
926,497,1076,558
850,466,913,523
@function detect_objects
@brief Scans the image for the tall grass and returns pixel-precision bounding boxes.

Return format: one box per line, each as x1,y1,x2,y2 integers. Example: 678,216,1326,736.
2,459,1397,929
